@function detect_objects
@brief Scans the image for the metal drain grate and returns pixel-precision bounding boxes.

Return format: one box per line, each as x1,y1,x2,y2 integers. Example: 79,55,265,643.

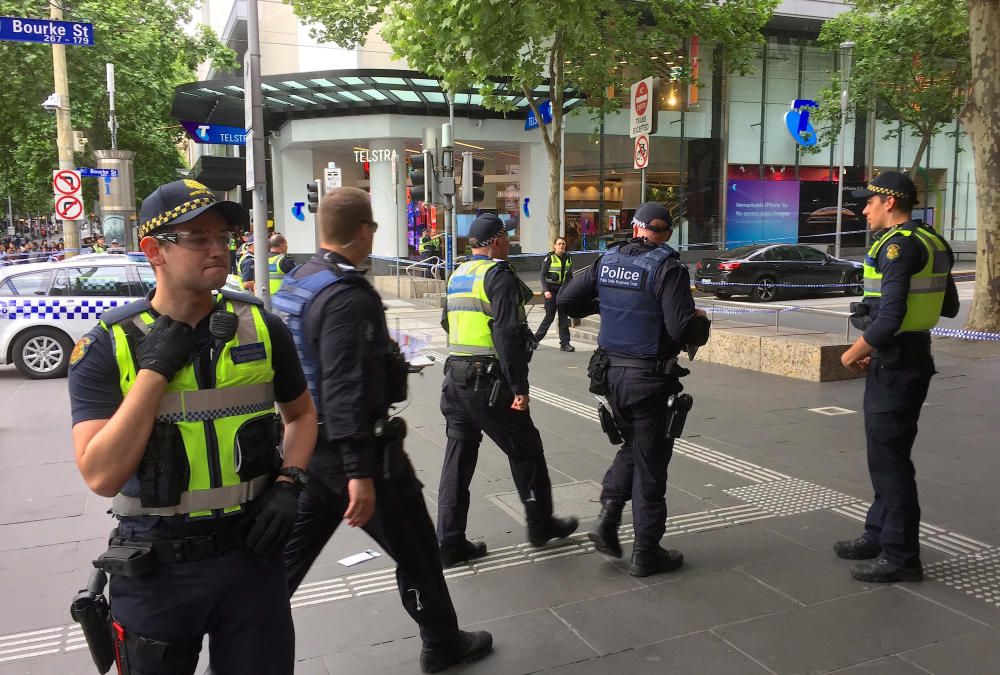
725,478,862,516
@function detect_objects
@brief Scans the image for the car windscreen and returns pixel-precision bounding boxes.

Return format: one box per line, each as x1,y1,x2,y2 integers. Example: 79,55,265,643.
717,246,764,260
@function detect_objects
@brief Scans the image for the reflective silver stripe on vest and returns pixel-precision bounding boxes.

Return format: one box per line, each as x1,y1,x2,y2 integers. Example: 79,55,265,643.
155,382,275,423
909,276,948,294
448,344,497,355
111,474,272,516
864,275,946,295
446,296,492,315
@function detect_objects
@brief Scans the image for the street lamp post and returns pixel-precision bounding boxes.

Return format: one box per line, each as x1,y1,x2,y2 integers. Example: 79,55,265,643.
834,41,855,259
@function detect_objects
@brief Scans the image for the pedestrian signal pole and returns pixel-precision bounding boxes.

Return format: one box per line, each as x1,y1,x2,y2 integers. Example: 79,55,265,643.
50,1,79,258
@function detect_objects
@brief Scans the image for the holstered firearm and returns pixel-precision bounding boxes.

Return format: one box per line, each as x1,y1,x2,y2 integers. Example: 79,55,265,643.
70,569,114,674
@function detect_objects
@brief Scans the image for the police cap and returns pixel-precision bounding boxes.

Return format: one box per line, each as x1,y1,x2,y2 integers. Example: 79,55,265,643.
632,202,673,232
138,179,249,239
851,171,918,204
468,213,507,247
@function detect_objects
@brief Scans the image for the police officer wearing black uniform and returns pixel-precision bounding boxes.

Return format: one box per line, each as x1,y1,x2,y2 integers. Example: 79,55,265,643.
534,236,575,351
438,213,578,567
275,187,492,673
68,179,318,673
835,171,958,583
558,203,710,577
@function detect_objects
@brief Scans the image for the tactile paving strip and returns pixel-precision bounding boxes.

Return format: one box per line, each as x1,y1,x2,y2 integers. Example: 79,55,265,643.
926,549,1000,607
724,478,862,516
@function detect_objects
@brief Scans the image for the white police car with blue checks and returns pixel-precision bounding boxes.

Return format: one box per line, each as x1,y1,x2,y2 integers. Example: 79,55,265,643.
0,255,244,379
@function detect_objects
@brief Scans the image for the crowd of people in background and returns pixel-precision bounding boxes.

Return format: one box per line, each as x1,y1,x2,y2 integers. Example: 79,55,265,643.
0,237,66,264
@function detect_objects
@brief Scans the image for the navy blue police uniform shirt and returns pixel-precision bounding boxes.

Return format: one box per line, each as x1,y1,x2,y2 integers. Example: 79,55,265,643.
440,259,532,395
557,237,702,357
862,225,928,350
69,301,307,426
301,251,393,480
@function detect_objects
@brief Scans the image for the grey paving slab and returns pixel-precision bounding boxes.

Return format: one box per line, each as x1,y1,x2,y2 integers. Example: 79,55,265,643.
552,568,797,655
831,656,929,674
715,586,984,673
0,493,86,526
614,521,813,587
331,608,595,675
757,508,868,552
540,630,770,675
0,570,78,635
446,553,641,627
0,649,91,675
900,625,1000,673
294,592,420,661
0,513,113,552
295,656,332,674
739,548,878,605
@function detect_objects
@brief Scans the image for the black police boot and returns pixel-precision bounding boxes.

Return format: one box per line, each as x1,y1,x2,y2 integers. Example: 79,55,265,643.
850,558,923,583
833,535,881,560
629,546,684,577
560,344,576,352
419,630,494,673
528,516,579,547
587,500,624,558
439,539,488,568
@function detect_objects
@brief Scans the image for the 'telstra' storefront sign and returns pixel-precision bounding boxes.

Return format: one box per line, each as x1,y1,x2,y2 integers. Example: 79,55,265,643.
354,148,398,163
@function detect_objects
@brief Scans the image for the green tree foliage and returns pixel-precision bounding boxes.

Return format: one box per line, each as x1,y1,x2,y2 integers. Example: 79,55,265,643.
284,0,777,242
0,0,235,216
813,0,970,181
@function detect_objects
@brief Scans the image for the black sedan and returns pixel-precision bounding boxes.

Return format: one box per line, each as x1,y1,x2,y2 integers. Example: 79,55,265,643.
694,244,863,302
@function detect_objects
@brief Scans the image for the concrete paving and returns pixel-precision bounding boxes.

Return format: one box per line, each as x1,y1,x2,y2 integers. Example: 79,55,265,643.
1,291,999,674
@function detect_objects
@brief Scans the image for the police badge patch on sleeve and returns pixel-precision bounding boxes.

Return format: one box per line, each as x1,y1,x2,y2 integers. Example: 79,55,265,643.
886,243,901,261
70,336,93,368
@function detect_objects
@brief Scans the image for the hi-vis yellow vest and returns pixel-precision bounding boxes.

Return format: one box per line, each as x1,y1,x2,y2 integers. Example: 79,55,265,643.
447,259,499,356
547,253,572,284
863,224,949,333
102,292,277,518
268,253,289,294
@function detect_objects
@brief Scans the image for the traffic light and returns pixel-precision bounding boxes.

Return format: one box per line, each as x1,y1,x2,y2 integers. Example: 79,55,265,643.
461,152,485,205
409,151,437,204
306,180,321,213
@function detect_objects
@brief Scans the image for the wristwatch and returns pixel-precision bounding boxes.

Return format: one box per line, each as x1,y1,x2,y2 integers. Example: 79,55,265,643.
277,466,309,491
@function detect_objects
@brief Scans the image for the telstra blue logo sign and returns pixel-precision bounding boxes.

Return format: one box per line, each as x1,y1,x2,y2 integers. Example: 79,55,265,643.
784,99,819,147
291,202,305,221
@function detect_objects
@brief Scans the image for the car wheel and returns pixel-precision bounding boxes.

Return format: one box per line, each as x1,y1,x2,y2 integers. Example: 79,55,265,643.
714,291,733,299
751,276,778,302
844,271,863,296
12,328,74,379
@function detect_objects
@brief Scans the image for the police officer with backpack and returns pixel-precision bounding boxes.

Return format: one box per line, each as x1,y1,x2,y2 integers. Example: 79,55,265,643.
835,171,958,583
558,203,710,577
274,187,492,673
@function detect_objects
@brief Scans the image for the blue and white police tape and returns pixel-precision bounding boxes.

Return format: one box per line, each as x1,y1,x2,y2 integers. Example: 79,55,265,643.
696,278,860,289
930,327,1000,342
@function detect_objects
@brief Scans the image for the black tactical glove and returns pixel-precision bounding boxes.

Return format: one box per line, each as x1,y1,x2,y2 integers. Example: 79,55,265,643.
136,315,195,380
246,481,301,561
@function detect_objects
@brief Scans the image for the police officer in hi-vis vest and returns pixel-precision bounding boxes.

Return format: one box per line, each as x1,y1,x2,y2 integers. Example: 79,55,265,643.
68,179,317,673
266,232,298,295
558,203,710,577
438,213,578,567
534,236,575,351
275,187,492,673
836,171,958,583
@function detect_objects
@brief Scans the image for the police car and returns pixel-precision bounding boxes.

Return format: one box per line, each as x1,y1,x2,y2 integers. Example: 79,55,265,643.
0,255,243,379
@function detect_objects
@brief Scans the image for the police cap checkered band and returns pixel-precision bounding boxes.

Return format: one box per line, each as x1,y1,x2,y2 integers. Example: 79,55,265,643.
632,202,673,232
851,171,918,204
139,179,249,239
468,213,507,247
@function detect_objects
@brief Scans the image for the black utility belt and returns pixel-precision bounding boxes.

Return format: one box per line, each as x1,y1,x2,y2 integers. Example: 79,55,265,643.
445,357,498,379
606,354,678,375
94,525,247,578
872,335,932,367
